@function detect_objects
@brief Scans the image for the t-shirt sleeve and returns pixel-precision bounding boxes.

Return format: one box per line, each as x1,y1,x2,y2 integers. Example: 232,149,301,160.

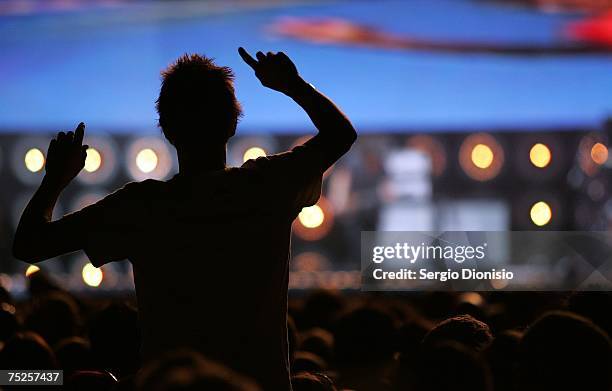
58,183,143,267
242,141,324,211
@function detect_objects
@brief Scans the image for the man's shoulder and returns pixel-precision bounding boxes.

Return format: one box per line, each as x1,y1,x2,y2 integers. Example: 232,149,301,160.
113,178,166,198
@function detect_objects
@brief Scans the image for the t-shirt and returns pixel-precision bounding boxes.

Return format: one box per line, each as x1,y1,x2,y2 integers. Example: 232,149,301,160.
62,144,323,391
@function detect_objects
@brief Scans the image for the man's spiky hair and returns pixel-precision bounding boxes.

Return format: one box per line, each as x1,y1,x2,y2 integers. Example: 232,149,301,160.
156,54,242,145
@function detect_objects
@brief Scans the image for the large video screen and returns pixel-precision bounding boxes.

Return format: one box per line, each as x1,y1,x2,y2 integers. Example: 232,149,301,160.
1,0,611,134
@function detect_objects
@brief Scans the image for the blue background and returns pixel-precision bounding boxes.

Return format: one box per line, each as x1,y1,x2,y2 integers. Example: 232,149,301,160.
0,0,611,134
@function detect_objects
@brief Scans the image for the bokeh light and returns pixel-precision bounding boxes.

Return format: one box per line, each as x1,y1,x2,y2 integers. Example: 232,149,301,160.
25,265,40,277
24,148,45,172
136,148,158,173
591,142,608,165
459,133,504,181
243,147,267,162
298,205,325,228
529,143,552,168
471,144,494,169
84,147,102,173
127,138,173,181
293,197,334,241
530,201,552,227
82,263,103,287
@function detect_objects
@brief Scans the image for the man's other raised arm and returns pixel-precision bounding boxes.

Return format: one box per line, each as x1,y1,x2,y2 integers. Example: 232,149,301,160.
238,47,357,172
13,123,89,263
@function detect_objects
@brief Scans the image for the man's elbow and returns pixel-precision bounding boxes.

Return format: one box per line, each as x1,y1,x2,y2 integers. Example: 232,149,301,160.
340,125,357,152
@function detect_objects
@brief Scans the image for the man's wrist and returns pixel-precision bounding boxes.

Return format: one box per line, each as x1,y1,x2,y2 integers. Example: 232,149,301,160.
41,174,67,195
285,77,312,99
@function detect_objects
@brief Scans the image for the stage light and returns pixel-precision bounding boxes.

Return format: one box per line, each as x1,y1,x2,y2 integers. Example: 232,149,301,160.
578,134,607,176
12,138,49,184
25,265,40,277
81,147,101,173
228,137,277,167
243,147,266,162
77,137,118,185
82,263,103,287
459,133,504,181
298,205,325,228
591,142,608,165
24,148,45,172
471,144,494,169
127,138,174,181
293,197,334,241
530,201,552,227
529,143,552,168
136,148,158,173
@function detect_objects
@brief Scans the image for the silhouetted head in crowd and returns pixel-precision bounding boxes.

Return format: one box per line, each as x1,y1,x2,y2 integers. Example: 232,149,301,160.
398,319,431,360
89,302,140,377
156,54,241,149
301,289,346,331
483,330,522,391
136,349,260,391
0,331,57,369
410,342,492,391
455,292,487,323
292,372,338,391
25,291,80,346
423,314,492,352
26,270,62,297
333,306,397,370
300,327,334,366
518,311,612,391
293,351,328,373
54,336,95,375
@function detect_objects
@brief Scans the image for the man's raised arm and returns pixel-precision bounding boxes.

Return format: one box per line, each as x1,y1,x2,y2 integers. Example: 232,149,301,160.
12,123,89,263
238,47,357,172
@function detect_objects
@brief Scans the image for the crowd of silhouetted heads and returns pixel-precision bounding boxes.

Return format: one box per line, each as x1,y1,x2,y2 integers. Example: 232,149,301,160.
0,271,610,391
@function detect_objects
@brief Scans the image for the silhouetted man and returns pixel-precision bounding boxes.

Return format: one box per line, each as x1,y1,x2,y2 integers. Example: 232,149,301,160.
13,48,356,390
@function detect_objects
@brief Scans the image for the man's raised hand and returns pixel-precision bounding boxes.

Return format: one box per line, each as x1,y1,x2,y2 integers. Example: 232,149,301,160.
238,47,304,96
45,122,89,189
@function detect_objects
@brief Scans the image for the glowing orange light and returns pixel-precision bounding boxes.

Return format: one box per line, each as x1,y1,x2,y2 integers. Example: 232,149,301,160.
84,147,102,173
471,144,494,169
293,197,334,241
529,143,552,168
459,134,504,181
591,143,608,165
25,265,40,277
24,148,45,172
298,205,325,228
82,263,103,287
530,201,552,227
243,147,267,162
136,148,158,173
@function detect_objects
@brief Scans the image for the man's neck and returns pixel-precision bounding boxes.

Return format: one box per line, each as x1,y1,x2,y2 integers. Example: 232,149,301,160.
177,145,227,175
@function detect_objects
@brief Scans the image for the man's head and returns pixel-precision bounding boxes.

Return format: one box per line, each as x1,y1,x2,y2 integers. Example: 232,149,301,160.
156,54,242,148
422,314,493,352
